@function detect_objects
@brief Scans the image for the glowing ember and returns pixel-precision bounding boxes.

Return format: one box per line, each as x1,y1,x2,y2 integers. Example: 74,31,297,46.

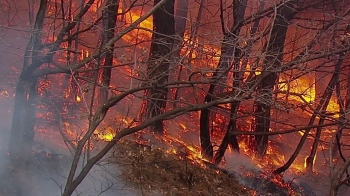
279,74,316,103
0,90,9,98
94,127,116,141
162,135,210,167
76,95,81,102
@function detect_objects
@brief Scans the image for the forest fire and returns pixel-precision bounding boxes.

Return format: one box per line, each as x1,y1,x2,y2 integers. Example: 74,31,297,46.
1,0,350,195
42,24,326,175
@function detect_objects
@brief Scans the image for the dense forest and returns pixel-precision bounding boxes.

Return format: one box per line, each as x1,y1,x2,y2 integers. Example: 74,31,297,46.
0,0,350,195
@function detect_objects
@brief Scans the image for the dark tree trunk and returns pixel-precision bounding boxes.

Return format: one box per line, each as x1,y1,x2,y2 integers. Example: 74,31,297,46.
199,0,247,159
213,0,265,164
174,0,188,39
306,31,349,172
199,41,232,159
251,2,295,157
239,0,265,80
213,102,240,164
171,0,188,107
100,0,119,103
333,65,350,156
332,24,350,158
141,0,175,134
10,77,38,163
9,0,48,164
63,0,73,101
212,0,248,163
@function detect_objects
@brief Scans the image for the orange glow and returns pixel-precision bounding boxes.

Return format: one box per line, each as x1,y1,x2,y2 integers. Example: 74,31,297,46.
81,49,90,60
228,145,232,153
304,154,317,171
94,127,115,141
63,122,80,140
89,0,102,13
180,32,221,68
64,90,70,99
76,95,81,102
178,123,187,130
279,74,316,103
29,2,344,185
326,99,339,117
0,90,9,98
121,9,153,44
163,135,210,167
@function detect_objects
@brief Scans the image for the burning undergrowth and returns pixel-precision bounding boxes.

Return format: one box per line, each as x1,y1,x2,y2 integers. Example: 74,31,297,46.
102,135,306,196
107,140,253,196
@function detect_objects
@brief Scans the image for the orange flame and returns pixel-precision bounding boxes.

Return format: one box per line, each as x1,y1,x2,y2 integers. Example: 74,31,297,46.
163,135,210,167
76,95,81,102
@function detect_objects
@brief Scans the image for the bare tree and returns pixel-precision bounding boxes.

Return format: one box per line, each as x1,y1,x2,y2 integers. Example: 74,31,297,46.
213,0,248,163
99,0,119,103
3,0,350,195
9,0,49,164
139,0,175,134
199,0,248,159
250,0,296,157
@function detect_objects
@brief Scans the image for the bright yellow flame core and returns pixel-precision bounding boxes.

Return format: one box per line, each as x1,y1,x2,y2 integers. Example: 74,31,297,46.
279,75,316,103
94,127,116,141
121,9,153,44
163,135,210,167
76,95,81,102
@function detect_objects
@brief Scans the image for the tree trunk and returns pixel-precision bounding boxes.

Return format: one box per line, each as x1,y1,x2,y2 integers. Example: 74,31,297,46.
213,0,265,164
305,101,332,172
239,0,265,80
251,2,295,157
10,77,38,164
171,0,188,107
9,0,48,164
199,0,247,159
332,24,350,158
141,0,175,134
63,0,73,102
333,65,350,157
274,65,341,174
212,0,248,163
100,0,119,103
174,0,188,39
306,27,349,171
213,102,240,164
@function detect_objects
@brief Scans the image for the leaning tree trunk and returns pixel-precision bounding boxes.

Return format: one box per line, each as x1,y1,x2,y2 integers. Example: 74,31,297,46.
99,0,119,103
9,0,48,164
199,27,236,159
199,0,248,159
213,0,248,164
140,0,175,134
333,65,350,156
213,0,265,164
332,24,350,158
305,40,348,172
251,2,295,157
274,65,341,174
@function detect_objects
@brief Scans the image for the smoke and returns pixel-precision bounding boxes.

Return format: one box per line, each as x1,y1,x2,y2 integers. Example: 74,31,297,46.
0,95,143,196
0,138,143,195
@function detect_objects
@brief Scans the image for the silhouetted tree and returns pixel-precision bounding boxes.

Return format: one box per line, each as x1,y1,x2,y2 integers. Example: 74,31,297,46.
140,0,175,134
